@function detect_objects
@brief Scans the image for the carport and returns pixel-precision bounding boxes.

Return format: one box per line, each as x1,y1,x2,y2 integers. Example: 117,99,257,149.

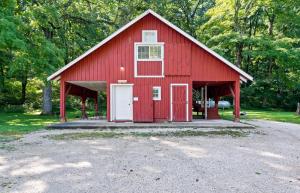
192,81,240,120
60,81,106,122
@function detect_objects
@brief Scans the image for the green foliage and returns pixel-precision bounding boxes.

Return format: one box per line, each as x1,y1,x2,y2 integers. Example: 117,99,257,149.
0,0,299,111
200,0,300,110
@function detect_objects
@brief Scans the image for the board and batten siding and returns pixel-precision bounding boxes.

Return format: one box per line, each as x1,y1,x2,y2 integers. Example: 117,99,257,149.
59,14,240,122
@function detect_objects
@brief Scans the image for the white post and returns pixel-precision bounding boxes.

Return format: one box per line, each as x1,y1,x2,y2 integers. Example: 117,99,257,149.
205,85,208,120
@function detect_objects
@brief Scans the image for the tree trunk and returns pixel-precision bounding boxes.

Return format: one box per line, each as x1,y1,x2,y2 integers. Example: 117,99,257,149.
233,0,243,68
41,82,53,115
0,64,4,92
296,102,300,115
20,77,27,104
236,43,243,68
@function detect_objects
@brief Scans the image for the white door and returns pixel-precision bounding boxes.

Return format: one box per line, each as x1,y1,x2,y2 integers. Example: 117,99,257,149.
112,85,133,121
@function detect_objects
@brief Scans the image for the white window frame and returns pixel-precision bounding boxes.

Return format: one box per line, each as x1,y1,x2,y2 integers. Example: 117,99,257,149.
152,86,161,100
142,30,157,43
134,42,164,78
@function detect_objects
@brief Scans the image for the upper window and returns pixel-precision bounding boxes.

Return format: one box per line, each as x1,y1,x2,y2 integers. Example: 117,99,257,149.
138,45,162,60
142,30,157,43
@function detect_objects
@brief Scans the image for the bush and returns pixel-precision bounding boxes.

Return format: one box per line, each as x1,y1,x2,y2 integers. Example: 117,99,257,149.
1,105,26,113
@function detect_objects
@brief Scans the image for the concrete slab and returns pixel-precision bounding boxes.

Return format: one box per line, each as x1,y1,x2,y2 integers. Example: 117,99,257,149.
47,119,254,129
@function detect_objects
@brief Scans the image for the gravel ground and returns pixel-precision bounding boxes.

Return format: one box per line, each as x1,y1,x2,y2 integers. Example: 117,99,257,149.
0,120,299,193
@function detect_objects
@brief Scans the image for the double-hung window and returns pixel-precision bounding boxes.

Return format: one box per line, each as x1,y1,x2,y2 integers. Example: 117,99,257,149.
137,45,162,60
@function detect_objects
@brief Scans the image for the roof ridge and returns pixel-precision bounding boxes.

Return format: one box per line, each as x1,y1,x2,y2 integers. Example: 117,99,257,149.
48,9,253,82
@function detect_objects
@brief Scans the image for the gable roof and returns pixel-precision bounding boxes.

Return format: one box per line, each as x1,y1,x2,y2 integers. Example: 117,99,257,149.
48,9,253,82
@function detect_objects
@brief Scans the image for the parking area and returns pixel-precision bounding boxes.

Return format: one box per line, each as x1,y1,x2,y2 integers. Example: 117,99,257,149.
0,120,299,193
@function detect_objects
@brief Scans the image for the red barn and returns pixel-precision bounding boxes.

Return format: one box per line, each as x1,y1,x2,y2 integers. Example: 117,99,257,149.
48,9,253,123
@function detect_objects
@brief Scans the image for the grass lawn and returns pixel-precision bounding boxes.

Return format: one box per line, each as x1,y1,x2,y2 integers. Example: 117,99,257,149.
219,109,300,124
1,108,299,143
0,110,84,142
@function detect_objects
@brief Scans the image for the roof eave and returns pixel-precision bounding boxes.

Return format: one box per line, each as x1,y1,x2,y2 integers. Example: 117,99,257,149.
48,9,253,82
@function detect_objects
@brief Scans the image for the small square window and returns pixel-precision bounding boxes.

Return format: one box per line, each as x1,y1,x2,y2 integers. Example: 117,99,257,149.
153,86,161,100
142,30,157,43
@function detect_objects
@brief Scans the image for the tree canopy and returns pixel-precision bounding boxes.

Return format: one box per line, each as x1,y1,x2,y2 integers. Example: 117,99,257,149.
0,0,299,112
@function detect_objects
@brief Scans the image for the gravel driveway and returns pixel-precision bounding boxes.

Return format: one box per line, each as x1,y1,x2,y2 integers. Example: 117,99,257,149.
0,120,299,193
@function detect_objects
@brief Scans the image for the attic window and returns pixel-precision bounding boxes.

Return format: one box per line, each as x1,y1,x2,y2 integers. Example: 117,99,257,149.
142,30,157,43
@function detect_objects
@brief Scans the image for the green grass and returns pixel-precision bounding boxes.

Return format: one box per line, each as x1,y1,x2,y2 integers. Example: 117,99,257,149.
0,110,84,143
0,111,59,142
219,109,300,124
0,108,299,144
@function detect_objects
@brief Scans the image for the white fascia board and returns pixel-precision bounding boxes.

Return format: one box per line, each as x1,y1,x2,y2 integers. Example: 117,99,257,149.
240,76,247,83
147,10,253,82
48,9,253,82
47,10,152,81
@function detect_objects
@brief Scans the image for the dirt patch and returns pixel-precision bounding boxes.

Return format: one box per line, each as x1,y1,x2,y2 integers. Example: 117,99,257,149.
46,129,248,140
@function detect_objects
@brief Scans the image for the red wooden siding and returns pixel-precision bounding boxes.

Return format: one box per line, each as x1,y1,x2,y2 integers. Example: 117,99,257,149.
137,61,162,76
172,85,187,121
59,14,241,122
133,84,153,122
165,42,191,76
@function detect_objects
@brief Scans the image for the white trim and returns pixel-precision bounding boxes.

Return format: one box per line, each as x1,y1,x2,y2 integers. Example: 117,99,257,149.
152,86,161,100
135,75,164,78
147,10,253,82
48,9,253,82
110,84,134,121
142,30,157,43
204,85,208,120
135,42,165,45
47,10,152,81
170,83,189,122
240,76,247,83
134,42,164,78
110,83,134,86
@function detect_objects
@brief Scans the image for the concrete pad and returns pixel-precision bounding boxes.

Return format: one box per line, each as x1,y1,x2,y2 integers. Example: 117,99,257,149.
47,119,254,129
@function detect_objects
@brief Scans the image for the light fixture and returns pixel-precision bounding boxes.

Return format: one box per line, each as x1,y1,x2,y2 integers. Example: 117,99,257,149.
120,65,125,71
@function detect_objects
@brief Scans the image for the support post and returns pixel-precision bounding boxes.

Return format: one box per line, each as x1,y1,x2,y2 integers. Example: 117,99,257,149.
81,96,88,119
234,81,240,122
204,85,208,120
60,80,66,122
215,96,220,109
94,93,99,118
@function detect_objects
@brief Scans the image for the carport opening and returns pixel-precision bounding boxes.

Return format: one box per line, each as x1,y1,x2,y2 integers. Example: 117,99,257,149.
192,81,234,120
64,81,107,120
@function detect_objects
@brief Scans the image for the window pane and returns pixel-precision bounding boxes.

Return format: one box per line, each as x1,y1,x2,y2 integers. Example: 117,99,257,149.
143,31,157,43
152,87,161,100
150,46,161,59
138,46,149,59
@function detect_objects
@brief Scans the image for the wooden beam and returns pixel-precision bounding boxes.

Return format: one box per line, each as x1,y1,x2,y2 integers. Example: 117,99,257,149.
66,85,72,95
229,85,235,97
